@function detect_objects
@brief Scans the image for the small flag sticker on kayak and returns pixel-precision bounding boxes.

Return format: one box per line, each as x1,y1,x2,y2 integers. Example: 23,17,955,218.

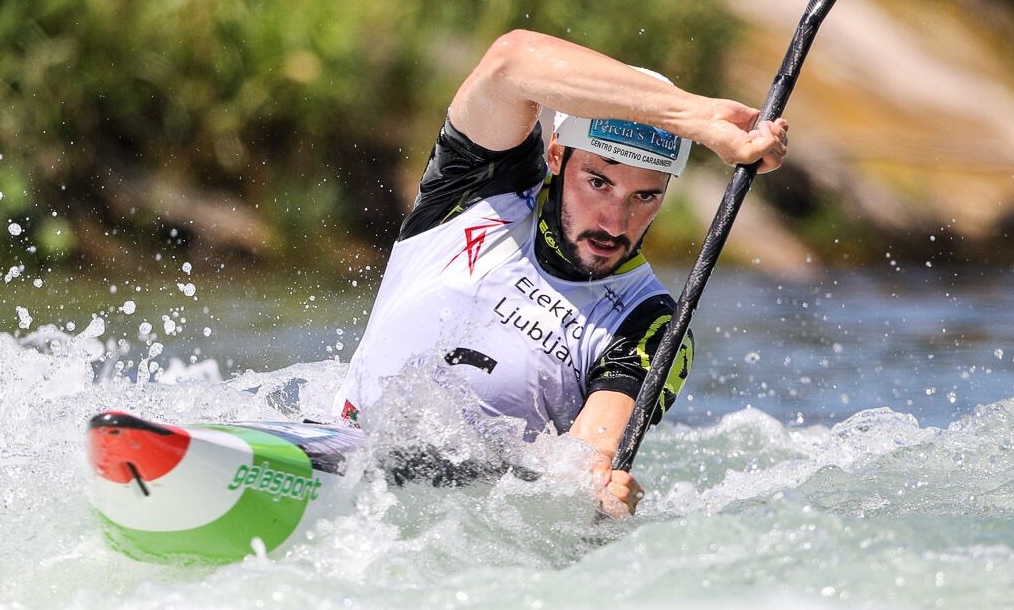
341,400,359,427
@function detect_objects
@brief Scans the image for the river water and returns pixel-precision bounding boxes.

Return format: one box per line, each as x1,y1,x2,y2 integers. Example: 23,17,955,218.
2,261,1013,609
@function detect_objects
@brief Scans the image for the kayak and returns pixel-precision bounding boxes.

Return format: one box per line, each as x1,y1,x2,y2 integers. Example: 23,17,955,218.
85,411,364,564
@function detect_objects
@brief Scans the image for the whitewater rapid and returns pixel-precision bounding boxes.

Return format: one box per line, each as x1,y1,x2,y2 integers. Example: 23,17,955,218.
2,319,1013,609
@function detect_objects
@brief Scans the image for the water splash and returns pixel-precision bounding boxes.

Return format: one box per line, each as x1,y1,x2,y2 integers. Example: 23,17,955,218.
2,321,1014,609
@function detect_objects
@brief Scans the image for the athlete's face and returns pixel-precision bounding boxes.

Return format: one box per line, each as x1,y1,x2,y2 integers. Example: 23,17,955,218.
547,141,669,279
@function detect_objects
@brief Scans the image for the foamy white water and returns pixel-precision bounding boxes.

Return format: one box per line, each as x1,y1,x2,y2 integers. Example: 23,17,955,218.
2,322,1013,610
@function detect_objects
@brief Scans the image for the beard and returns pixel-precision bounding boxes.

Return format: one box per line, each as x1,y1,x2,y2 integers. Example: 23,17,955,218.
558,207,633,280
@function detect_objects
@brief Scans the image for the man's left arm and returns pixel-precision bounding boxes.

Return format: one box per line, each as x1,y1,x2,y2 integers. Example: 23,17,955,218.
569,296,695,515
569,390,644,516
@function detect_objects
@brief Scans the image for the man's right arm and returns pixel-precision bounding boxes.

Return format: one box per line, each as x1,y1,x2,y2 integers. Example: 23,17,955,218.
449,29,788,172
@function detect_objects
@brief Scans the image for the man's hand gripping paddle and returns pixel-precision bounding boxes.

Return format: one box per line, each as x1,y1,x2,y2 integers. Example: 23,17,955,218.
613,0,839,473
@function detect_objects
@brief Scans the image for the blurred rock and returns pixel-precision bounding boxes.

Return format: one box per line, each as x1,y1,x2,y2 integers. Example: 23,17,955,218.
718,0,1014,270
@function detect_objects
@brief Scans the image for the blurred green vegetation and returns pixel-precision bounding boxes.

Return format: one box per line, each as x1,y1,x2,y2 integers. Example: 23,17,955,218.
0,0,739,274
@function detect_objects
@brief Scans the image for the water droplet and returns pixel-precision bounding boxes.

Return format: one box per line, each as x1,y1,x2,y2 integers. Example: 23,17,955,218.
15,306,32,329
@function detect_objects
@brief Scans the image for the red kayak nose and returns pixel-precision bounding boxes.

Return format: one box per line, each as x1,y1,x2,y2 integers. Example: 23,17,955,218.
87,411,191,486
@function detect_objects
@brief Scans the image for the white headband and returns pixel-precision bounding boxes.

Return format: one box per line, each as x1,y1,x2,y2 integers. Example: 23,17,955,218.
554,115,692,177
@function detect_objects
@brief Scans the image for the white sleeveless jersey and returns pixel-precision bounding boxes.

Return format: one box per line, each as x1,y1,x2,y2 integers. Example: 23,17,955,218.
334,185,668,439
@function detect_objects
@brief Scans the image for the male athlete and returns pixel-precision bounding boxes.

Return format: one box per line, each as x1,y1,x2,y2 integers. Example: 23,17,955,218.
334,30,788,515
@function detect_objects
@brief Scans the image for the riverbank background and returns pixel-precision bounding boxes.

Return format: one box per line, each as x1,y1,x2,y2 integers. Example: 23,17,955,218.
2,0,1012,288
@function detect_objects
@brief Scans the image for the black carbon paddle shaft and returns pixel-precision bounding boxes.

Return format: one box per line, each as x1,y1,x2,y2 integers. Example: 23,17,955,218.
614,0,839,472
